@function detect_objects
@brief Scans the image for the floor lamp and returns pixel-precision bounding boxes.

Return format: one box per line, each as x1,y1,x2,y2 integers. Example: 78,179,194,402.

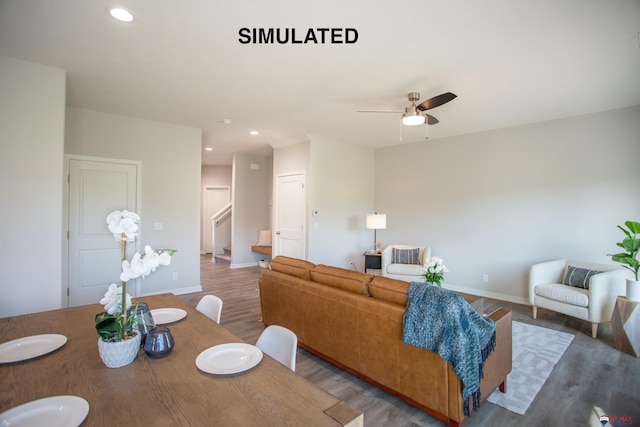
366,213,386,253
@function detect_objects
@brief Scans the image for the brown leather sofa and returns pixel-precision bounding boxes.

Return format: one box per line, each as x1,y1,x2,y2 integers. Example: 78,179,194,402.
259,256,512,427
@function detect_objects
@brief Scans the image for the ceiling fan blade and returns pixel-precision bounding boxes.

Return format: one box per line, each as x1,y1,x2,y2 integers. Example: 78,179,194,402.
416,92,457,111
426,114,439,125
356,110,403,113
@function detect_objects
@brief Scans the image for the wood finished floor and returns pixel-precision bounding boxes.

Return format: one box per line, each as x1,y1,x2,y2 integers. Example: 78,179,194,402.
179,255,640,427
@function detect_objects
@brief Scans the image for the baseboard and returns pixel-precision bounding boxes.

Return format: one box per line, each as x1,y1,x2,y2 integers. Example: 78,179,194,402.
139,285,203,297
230,261,259,269
443,283,529,306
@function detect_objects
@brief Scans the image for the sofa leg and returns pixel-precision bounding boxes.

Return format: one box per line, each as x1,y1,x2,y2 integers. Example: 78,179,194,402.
532,306,537,319
592,323,598,339
499,379,507,393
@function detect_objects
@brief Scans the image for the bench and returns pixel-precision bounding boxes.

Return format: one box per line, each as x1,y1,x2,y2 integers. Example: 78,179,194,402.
251,245,272,256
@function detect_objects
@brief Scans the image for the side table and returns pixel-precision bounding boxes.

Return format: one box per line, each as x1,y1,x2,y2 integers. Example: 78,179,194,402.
611,296,640,357
363,252,382,276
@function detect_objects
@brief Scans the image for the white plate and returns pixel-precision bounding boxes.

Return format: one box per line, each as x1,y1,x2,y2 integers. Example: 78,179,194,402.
0,395,89,427
0,334,67,364
196,343,263,375
150,308,187,325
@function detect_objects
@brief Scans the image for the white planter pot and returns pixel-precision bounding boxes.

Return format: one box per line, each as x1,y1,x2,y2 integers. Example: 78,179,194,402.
97,332,141,368
626,279,640,302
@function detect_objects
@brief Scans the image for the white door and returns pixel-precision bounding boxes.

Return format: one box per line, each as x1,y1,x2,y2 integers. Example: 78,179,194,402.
67,158,139,307
204,187,230,254
275,172,306,259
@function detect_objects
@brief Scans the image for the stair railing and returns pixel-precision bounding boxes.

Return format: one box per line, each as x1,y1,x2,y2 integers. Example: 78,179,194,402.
210,202,232,262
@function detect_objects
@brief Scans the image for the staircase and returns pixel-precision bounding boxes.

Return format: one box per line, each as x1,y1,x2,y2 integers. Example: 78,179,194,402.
210,202,232,264
214,246,232,265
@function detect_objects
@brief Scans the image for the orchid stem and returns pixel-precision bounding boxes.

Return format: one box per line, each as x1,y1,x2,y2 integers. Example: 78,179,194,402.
121,233,127,339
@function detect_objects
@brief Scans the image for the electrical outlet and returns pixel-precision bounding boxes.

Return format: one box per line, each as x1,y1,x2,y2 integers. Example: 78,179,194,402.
482,274,489,283
172,272,178,281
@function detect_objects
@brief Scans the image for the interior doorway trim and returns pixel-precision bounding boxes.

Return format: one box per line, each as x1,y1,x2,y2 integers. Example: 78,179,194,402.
62,154,142,308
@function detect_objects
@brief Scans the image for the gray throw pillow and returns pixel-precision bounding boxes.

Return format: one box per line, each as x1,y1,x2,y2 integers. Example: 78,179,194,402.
562,266,602,290
392,248,420,265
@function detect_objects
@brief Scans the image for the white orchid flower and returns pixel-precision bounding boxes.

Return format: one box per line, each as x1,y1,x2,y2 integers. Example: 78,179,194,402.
100,283,132,314
142,246,162,273
106,210,140,242
120,252,151,282
158,250,172,266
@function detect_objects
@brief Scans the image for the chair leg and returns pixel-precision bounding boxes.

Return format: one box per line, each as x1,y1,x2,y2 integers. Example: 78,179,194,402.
591,323,598,339
532,306,537,319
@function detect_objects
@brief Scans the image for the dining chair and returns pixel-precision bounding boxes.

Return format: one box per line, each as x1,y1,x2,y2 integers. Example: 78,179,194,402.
256,325,298,371
195,294,223,324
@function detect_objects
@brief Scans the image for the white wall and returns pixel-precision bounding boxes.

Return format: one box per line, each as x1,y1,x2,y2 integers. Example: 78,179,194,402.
308,135,375,269
273,139,311,258
375,106,640,303
0,56,66,317
231,153,272,267
65,107,202,296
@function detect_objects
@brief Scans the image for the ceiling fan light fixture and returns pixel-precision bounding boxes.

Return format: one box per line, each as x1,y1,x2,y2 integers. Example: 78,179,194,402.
402,108,425,126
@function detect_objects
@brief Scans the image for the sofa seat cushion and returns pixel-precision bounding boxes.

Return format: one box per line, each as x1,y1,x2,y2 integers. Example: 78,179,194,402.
311,265,372,296
368,276,410,306
269,256,316,281
387,263,424,276
534,283,589,307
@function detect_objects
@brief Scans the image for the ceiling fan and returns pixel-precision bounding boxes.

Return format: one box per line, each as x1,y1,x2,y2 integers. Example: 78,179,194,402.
357,91,457,126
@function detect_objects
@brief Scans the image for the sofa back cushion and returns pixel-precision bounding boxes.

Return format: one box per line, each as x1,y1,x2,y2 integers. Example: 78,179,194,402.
311,265,372,296
562,265,603,289
269,256,316,281
368,276,410,306
392,247,421,265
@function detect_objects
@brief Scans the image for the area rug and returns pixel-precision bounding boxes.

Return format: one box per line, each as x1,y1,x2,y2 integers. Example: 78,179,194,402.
486,321,574,415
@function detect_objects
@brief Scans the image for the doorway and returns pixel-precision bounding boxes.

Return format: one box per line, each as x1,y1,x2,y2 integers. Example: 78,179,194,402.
65,156,140,307
274,172,306,259
203,186,231,254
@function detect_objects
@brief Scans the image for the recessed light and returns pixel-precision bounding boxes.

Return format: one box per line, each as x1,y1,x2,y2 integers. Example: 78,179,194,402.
109,8,135,22
205,147,213,151
250,131,259,135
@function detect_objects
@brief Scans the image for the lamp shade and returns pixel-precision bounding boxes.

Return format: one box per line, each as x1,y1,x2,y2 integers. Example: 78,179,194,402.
366,213,386,230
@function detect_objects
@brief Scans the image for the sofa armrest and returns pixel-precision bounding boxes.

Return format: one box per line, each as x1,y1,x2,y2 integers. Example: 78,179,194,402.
381,246,393,276
420,247,432,266
588,268,631,323
480,308,512,396
528,259,567,304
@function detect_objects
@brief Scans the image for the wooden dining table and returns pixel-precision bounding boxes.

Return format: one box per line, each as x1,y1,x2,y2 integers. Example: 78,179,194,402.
0,293,363,426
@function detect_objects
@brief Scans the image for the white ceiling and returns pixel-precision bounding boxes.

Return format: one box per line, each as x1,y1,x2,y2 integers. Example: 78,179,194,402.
1,1,639,165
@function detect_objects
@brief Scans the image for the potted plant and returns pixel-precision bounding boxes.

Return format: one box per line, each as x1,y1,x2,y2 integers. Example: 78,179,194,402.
423,256,449,287
96,210,176,368
609,220,640,302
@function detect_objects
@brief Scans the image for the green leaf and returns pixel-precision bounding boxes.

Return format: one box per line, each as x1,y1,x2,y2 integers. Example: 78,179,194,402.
621,236,640,252
95,312,120,340
624,221,640,234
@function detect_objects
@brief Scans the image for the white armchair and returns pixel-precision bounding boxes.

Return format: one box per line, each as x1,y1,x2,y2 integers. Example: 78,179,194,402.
529,259,632,338
381,244,431,282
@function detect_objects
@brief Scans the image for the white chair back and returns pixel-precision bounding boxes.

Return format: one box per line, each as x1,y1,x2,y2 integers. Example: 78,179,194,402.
196,295,223,324
256,325,298,371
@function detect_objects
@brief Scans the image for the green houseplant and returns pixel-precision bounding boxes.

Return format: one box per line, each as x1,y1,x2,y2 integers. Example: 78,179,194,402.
609,220,640,302
609,220,640,280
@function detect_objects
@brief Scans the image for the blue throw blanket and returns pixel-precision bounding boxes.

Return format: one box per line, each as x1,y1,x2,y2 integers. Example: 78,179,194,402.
402,282,496,416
